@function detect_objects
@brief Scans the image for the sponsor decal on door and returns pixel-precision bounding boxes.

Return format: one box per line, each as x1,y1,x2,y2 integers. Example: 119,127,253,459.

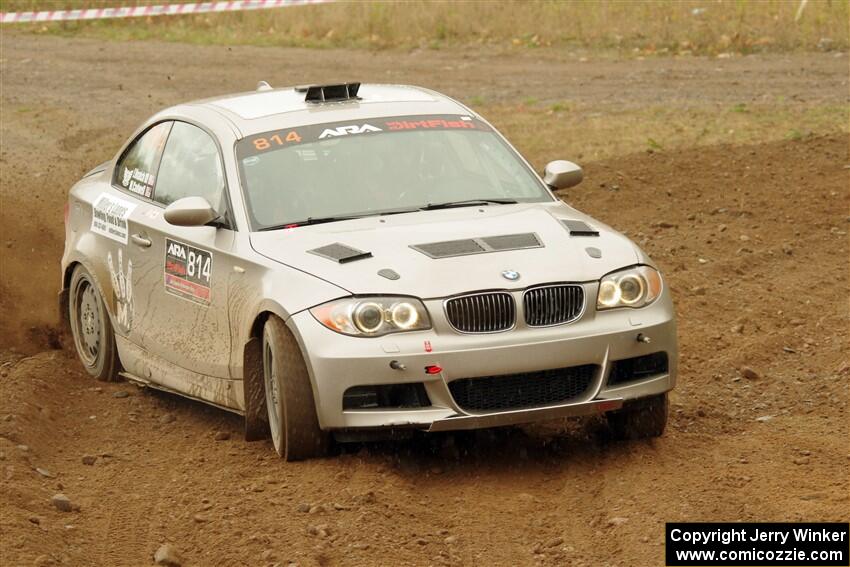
91,193,137,244
164,238,212,306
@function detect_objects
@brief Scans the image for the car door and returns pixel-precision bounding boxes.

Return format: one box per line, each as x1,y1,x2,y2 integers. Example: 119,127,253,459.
123,120,236,382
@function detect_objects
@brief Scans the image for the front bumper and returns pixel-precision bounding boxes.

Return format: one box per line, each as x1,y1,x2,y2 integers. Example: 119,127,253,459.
288,283,677,431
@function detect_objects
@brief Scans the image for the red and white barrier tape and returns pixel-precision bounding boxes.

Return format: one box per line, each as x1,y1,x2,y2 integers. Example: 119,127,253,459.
0,0,331,24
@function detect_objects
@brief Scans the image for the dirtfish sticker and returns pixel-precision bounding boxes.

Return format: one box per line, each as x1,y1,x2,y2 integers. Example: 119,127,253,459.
91,193,137,244
164,239,213,306
107,248,133,334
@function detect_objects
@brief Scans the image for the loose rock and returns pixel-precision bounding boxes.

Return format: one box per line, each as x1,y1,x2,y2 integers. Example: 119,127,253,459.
81,455,97,466
158,414,176,425
154,544,183,566
51,494,75,512
214,431,230,441
740,367,760,380
112,390,129,398
308,523,330,538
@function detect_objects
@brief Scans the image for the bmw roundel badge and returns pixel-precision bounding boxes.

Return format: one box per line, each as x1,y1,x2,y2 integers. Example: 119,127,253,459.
501,270,520,281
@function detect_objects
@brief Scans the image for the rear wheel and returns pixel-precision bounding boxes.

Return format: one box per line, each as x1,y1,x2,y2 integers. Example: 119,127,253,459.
262,315,329,461
607,393,668,440
68,265,120,381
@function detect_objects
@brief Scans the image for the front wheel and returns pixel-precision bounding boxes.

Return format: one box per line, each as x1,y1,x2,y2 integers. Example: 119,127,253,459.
607,393,668,440
262,315,329,461
68,265,120,381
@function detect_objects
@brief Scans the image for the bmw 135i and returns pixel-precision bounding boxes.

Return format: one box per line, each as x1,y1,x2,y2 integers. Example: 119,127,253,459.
61,82,677,460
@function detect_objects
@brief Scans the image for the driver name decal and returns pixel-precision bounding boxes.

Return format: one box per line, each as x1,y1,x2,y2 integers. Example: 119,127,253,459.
164,239,213,306
121,166,155,198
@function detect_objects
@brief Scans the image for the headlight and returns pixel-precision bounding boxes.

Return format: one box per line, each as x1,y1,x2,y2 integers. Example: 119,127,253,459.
596,266,662,310
310,297,431,337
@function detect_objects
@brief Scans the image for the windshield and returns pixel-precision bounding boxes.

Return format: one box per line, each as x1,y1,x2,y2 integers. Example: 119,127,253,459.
236,115,551,230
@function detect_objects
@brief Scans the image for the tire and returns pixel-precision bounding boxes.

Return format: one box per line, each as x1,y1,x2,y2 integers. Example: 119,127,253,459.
607,393,668,440
68,265,121,382
262,315,329,461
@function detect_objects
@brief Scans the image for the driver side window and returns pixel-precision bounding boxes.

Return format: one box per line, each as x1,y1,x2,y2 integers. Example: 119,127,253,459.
154,122,226,214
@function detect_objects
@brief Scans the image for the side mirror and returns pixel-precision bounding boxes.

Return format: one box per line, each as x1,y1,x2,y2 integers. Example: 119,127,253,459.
163,196,219,227
543,160,583,190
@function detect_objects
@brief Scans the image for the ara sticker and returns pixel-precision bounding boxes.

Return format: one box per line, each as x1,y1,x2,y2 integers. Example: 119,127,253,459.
424,340,433,353
164,238,213,306
91,193,137,244
318,123,382,139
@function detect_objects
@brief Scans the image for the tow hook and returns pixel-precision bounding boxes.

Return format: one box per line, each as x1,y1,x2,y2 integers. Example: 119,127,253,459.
636,333,651,344
389,360,406,371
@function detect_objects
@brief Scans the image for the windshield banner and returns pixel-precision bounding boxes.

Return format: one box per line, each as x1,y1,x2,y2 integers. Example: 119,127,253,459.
237,114,492,159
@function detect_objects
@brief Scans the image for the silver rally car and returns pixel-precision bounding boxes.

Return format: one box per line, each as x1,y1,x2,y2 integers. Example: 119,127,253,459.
61,82,677,460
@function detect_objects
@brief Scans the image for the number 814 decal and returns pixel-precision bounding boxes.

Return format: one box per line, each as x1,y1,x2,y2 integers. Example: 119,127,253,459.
165,238,213,306
252,130,302,152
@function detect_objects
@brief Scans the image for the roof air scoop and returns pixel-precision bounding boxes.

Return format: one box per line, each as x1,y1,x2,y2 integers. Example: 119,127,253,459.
298,82,361,103
256,80,272,92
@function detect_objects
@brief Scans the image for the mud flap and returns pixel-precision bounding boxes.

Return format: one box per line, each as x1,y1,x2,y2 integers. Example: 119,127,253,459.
57,288,73,351
243,337,270,441
58,289,70,333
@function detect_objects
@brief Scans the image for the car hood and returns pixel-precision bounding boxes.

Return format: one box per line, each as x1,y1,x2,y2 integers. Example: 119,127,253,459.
249,201,642,299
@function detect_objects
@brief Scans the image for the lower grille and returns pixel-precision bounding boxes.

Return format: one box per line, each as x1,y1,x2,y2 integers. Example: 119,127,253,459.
448,364,596,412
445,292,515,333
523,284,584,327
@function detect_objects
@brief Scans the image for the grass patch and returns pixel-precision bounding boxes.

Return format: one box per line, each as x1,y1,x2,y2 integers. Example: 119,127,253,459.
477,102,848,166
3,0,848,55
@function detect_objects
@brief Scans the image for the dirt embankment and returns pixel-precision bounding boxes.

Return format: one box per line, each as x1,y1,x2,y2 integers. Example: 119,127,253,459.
1,133,847,566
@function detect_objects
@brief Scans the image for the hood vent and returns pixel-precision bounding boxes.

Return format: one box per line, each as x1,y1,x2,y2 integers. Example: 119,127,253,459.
308,243,372,264
480,232,541,251
411,233,542,259
414,239,485,258
561,219,599,236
